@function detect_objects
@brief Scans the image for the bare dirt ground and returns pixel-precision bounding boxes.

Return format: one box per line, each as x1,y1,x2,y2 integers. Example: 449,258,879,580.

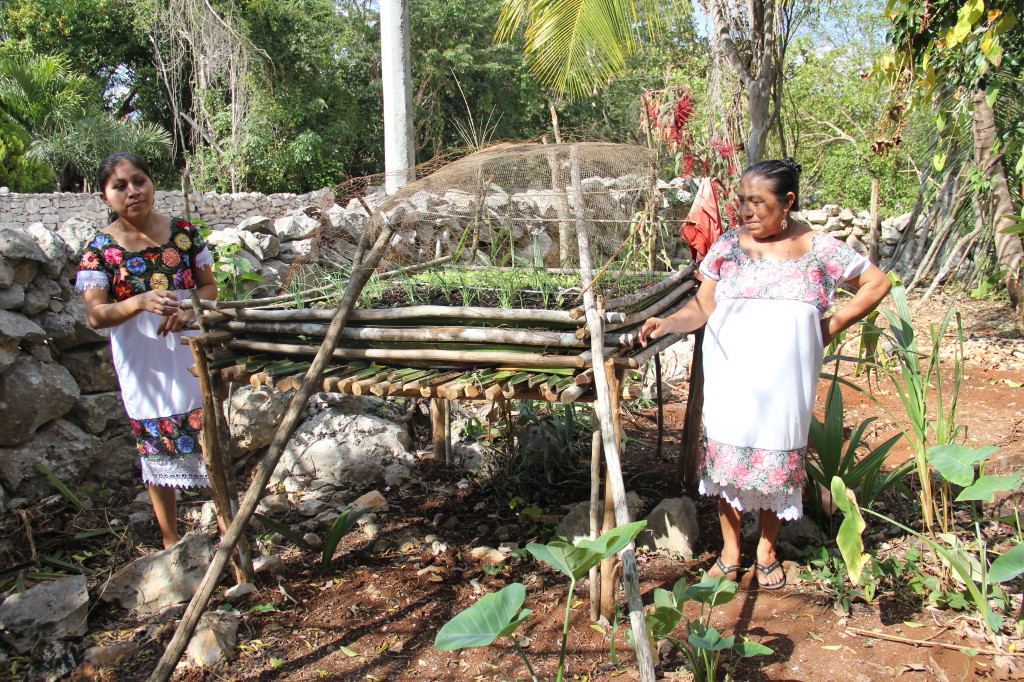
5,292,1023,682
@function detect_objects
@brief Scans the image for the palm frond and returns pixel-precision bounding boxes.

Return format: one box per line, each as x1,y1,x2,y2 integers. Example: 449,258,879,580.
497,0,677,99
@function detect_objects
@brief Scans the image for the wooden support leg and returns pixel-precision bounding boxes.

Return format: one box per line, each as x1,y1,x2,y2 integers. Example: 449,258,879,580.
679,327,704,490
430,397,448,460
653,353,663,461
589,430,602,622
188,338,255,584
599,464,618,620
210,372,255,583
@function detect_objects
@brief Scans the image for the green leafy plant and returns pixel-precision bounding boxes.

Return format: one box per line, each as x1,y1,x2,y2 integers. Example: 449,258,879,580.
806,378,912,521
642,573,772,681
435,521,646,682
199,228,265,300
827,280,966,534
832,460,1024,634
254,506,369,572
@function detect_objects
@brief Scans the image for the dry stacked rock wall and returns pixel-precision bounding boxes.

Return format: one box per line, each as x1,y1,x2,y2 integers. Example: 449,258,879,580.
0,187,333,233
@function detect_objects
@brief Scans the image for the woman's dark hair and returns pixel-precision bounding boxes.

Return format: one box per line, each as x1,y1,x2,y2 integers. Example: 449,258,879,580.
96,152,153,193
742,158,802,211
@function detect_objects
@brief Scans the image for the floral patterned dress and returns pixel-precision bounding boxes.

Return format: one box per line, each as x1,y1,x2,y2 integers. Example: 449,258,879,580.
696,230,870,520
75,219,214,489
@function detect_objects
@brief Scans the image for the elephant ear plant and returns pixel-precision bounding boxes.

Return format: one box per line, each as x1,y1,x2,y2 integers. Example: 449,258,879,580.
641,574,772,682
434,521,646,682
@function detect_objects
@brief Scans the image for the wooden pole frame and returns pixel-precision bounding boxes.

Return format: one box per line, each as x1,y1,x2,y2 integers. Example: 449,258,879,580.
149,222,396,682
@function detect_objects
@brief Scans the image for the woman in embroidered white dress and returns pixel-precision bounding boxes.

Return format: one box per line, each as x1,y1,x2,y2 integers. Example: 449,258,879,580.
76,153,219,549
639,159,891,589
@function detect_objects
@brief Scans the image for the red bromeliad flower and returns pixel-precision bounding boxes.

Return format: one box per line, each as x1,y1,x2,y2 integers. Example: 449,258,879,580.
671,92,694,145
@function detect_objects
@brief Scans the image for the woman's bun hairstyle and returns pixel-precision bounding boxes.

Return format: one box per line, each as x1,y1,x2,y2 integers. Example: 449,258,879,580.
742,158,802,211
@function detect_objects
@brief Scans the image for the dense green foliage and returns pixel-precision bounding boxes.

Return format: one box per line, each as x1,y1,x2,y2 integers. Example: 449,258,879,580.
0,112,51,191
0,0,1003,226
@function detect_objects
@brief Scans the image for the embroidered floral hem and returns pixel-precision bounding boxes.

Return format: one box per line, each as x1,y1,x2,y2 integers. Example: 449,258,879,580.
699,477,803,521
131,408,210,489
699,436,807,495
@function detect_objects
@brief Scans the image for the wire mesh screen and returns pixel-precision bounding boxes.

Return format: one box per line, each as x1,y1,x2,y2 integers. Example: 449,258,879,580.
285,142,689,309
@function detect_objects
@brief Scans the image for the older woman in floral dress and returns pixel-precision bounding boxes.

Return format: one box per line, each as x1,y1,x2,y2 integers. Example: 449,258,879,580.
76,152,218,549
639,159,891,589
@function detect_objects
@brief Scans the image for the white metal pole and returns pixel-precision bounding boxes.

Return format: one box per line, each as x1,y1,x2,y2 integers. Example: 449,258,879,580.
380,0,415,194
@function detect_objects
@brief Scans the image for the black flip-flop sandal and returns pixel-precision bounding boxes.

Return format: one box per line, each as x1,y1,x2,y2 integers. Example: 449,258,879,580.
712,557,743,582
755,560,786,590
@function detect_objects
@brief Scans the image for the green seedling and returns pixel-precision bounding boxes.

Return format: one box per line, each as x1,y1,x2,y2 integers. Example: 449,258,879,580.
435,521,646,682
641,573,772,681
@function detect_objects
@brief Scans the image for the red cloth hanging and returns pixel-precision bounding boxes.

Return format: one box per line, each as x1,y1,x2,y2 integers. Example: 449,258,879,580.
679,178,724,278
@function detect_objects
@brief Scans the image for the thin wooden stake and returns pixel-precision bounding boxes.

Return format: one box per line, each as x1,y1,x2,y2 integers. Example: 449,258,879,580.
570,144,656,682
148,222,396,682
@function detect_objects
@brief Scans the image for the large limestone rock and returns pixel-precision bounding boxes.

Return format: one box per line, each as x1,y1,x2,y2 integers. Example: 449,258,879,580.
68,391,126,434
0,225,50,272
59,343,119,392
636,497,699,559
186,610,238,668
274,212,318,242
35,296,108,350
26,222,72,277
273,395,414,488
0,310,46,373
0,419,100,500
0,353,80,446
0,574,89,654
98,532,215,613
228,385,290,453
236,215,274,236
57,217,99,257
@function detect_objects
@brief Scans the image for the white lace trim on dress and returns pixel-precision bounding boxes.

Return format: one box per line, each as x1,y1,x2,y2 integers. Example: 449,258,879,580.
75,270,110,291
140,456,211,489
700,476,803,521
194,246,213,270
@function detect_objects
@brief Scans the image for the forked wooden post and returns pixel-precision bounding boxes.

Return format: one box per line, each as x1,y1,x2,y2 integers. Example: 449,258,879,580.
188,290,254,583
149,223,395,682
570,144,656,682
186,334,254,584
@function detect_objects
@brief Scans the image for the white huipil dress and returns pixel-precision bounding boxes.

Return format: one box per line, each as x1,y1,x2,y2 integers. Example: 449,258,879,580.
75,220,214,489
696,230,870,520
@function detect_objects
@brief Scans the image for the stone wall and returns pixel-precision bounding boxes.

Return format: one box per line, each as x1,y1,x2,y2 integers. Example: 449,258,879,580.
0,187,334,233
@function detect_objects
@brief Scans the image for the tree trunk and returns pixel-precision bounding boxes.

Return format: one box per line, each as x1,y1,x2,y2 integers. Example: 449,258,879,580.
972,88,1024,313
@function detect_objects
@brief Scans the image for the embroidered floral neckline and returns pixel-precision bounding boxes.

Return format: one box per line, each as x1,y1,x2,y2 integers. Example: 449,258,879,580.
98,218,181,256
734,230,823,263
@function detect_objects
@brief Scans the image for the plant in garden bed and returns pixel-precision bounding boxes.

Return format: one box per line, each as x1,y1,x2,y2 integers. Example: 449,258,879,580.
826,280,967,535
434,521,646,682
831,444,1024,635
806,377,913,523
641,573,772,681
